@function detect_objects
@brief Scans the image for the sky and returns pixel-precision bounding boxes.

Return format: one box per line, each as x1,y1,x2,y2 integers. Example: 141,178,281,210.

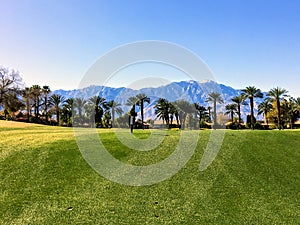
1,0,300,96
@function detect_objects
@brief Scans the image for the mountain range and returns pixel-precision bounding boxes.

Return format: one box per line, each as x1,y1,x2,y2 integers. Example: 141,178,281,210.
53,80,266,121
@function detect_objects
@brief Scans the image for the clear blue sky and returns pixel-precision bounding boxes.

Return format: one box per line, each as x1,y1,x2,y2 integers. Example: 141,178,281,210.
1,0,300,96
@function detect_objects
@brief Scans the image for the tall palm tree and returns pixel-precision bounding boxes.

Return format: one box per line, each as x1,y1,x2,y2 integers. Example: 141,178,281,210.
88,96,106,125
73,97,87,125
154,98,170,126
49,94,65,124
107,100,123,127
61,98,74,126
42,85,51,122
225,103,237,123
194,103,207,128
169,102,179,125
126,96,138,118
207,106,212,123
241,86,263,129
258,99,273,125
30,85,42,119
22,87,32,122
206,92,224,126
136,94,150,126
173,100,194,130
267,87,288,129
126,96,138,107
231,95,247,125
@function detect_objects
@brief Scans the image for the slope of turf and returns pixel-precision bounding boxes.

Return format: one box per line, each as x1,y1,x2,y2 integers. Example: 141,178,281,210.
0,121,299,224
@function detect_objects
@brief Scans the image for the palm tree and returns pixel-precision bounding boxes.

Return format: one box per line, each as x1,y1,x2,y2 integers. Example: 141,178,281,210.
154,98,170,126
126,96,138,118
22,87,32,122
241,86,263,129
206,92,224,126
207,106,212,123
267,87,289,129
194,103,207,128
258,99,273,125
42,85,51,122
30,85,42,119
231,95,247,125
49,94,65,125
169,102,179,125
61,98,74,126
107,100,123,127
173,100,194,130
126,96,138,107
88,96,106,126
281,97,298,129
73,97,87,124
136,94,150,126
225,103,237,123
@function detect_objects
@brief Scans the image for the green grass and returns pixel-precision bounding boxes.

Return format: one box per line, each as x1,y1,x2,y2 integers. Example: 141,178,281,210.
0,121,299,224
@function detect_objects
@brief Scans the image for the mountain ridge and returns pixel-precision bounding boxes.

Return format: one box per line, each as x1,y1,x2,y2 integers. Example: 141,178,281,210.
52,80,265,121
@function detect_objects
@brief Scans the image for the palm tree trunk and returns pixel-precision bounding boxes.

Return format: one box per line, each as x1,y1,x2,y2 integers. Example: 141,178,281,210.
141,100,144,125
45,96,48,122
112,107,115,128
213,101,217,125
170,114,173,125
26,98,30,122
250,97,254,129
264,110,269,125
238,104,241,124
56,109,59,125
208,109,211,123
175,114,179,125
277,99,281,130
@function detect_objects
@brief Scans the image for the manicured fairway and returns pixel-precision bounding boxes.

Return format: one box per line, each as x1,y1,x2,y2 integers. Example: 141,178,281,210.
0,121,299,224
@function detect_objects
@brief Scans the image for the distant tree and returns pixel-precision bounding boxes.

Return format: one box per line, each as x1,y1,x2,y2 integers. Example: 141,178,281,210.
231,95,247,125
169,102,179,125
42,85,51,122
242,86,263,129
126,96,138,107
61,98,74,126
73,97,87,125
173,100,194,130
88,96,106,127
194,103,207,128
2,90,24,119
107,100,123,127
225,103,237,123
136,94,150,126
295,97,300,120
267,87,289,129
154,98,170,126
258,99,273,125
30,85,42,119
0,66,23,105
206,92,224,127
126,96,139,123
207,106,212,123
281,97,298,129
49,94,65,124
21,87,32,122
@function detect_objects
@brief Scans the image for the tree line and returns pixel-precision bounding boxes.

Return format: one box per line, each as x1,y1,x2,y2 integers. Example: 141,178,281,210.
0,66,299,129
